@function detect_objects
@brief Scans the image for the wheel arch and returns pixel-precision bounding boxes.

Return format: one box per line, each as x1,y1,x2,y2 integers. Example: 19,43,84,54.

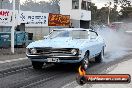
102,46,105,55
85,50,90,57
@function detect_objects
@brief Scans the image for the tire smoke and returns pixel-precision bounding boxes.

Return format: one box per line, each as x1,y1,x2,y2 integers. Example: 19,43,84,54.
97,26,131,62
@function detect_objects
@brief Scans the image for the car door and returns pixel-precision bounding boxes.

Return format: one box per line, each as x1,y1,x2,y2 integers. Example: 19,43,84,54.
89,31,101,58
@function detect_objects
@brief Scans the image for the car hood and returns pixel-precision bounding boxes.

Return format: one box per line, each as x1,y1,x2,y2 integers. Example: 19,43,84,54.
27,37,87,49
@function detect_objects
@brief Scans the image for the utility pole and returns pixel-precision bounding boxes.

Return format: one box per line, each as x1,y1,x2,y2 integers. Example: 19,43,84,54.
1,0,3,32
18,0,20,13
108,2,111,25
11,0,15,54
1,0,3,9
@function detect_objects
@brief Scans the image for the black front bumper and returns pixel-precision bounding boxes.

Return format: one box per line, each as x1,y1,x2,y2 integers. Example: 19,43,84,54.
26,54,80,60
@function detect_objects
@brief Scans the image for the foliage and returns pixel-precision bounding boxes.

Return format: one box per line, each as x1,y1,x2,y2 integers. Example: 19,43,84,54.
114,0,131,7
119,6,132,20
91,4,119,25
113,0,132,20
21,0,60,13
91,0,132,25
0,0,12,9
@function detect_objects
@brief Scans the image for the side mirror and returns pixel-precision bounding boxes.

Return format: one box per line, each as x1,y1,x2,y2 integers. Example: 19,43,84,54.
43,36,48,39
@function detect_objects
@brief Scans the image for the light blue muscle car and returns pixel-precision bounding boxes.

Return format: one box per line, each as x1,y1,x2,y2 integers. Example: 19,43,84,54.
26,28,105,69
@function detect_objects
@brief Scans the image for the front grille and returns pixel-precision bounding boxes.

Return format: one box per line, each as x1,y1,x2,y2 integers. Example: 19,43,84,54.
35,48,79,56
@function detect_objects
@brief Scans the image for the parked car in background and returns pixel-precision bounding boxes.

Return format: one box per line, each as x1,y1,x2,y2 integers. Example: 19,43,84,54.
26,28,105,70
109,22,126,32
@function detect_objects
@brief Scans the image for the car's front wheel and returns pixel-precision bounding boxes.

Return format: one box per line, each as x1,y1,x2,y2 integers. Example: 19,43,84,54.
81,52,89,70
95,48,104,63
32,61,44,69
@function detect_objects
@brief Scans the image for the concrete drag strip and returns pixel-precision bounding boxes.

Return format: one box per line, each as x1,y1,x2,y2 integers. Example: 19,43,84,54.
0,57,28,64
61,81,78,88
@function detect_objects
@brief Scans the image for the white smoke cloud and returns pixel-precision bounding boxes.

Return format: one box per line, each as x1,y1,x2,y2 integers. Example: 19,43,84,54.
97,26,132,62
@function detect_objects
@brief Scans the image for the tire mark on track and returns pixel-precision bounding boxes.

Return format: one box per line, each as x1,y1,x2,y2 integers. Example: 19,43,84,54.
8,70,63,88
0,64,69,88
20,74,59,88
0,65,32,78
0,63,53,78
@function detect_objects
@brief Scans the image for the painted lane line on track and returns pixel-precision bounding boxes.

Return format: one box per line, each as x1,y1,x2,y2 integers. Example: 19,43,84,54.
0,57,28,64
62,81,80,88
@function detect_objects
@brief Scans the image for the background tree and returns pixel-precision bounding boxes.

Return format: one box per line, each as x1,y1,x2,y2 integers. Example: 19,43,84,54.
110,7,119,22
91,0,132,25
90,3,98,25
20,0,60,13
0,0,12,9
119,6,132,20
113,0,132,20
91,3,119,25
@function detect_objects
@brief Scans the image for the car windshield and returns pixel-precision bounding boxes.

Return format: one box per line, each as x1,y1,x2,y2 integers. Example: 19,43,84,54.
49,30,89,39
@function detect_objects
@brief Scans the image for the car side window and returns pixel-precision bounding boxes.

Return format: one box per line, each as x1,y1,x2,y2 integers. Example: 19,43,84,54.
90,31,98,39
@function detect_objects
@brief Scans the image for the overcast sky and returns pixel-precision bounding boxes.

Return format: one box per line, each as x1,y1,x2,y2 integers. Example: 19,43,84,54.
92,0,113,8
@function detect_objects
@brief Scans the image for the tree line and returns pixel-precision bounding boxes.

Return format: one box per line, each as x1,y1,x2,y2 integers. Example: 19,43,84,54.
91,0,132,25
0,0,60,13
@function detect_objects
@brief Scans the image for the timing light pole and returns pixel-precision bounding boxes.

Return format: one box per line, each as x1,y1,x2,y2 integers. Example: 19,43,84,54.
107,2,111,25
1,0,3,9
11,0,15,54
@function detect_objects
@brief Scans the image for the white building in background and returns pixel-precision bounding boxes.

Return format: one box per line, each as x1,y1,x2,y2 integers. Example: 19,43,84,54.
60,0,91,28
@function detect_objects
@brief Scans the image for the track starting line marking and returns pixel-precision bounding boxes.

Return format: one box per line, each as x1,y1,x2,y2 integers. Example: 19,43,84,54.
0,57,28,64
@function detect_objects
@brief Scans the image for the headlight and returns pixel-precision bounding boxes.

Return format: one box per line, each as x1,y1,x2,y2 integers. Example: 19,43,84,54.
31,48,37,54
71,49,77,55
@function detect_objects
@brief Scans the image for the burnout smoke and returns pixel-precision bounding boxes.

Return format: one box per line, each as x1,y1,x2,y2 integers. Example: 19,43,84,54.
97,26,131,62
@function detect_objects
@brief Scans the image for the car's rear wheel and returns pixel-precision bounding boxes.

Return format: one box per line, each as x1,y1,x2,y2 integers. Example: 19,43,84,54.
95,48,104,63
32,61,44,69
